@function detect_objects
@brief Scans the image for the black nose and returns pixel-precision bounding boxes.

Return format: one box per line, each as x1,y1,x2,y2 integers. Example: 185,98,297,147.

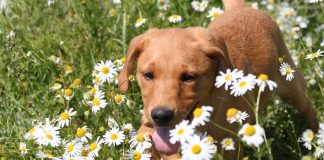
151,107,174,126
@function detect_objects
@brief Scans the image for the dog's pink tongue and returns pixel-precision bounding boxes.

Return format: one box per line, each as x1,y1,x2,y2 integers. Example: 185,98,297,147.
152,127,180,155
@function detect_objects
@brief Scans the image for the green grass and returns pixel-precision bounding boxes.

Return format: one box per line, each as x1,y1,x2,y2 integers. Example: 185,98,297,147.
0,0,323,159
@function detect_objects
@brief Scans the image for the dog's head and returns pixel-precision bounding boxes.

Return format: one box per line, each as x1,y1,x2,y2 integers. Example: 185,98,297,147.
118,27,227,128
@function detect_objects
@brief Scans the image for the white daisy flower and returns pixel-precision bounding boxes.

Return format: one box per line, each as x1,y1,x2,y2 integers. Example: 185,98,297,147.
168,14,182,23
230,74,256,97
51,83,62,90
71,78,82,88
181,135,216,160
19,142,28,155
191,106,214,127
238,123,265,147
88,137,104,158
58,108,77,127
63,141,83,158
207,7,224,20
64,65,73,75
125,146,151,160
48,55,61,64
36,121,61,147
316,123,324,145
88,89,107,114
157,0,169,10
129,133,152,149
63,88,74,100
279,62,295,81
76,126,92,143
126,99,136,108
169,120,195,144
191,1,208,12
104,127,125,146
305,49,323,60
135,18,147,28
35,151,58,159
113,0,121,4
92,75,104,86
301,129,314,150
255,74,278,92
107,117,119,128
221,138,235,151
114,57,126,72
314,147,324,158
215,69,244,90
122,123,134,132
94,60,117,83
24,125,41,140
308,0,322,3
226,108,249,124
114,94,125,105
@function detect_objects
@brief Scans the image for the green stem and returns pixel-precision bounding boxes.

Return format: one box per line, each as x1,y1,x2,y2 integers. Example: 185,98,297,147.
255,88,262,125
210,121,239,138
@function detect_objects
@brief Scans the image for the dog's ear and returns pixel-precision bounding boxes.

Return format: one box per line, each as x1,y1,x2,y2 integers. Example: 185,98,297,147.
118,29,157,94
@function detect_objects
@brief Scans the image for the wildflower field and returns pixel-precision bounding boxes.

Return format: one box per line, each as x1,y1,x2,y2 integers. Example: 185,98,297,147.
0,0,324,159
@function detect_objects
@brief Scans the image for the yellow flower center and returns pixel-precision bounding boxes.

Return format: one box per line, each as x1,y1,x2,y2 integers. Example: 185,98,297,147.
89,143,97,151
67,144,74,152
121,57,126,63
73,79,82,86
191,145,201,154
76,128,86,138
29,128,35,133
102,67,110,74
60,112,69,120
53,83,61,88
159,1,165,6
306,132,314,139
311,53,318,59
133,151,142,160
99,126,105,132
46,133,53,140
177,129,184,135
114,95,123,103
128,74,135,81
225,74,232,81
136,18,143,24
136,135,145,142
82,149,89,157
65,65,73,72
285,68,291,74
226,108,238,118
46,154,53,158
244,125,256,136
258,74,269,81
21,146,26,152
212,12,219,17
111,134,118,140
193,108,203,118
239,81,247,88
95,77,100,83
172,15,178,19
207,136,214,142
92,98,101,106
224,139,232,146
90,88,96,95
64,89,73,96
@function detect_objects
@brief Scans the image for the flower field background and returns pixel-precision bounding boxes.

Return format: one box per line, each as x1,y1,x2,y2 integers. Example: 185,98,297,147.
0,0,323,159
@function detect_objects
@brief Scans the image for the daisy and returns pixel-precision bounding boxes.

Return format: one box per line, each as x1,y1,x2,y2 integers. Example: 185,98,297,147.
157,0,169,10
125,146,151,160
88,90,107,114
301,129,314,150
207,7,224,21
104,127,125,146
36,151,58,159
58,108,77,127
129,133,152,149
48,55,61,64
122,123,135,135
221,138,235,150
24,125,41,140
71,78,82,88
64,65,73,75
215,69,244,90
76,126,93,143
88,137,104,158
169,120,195,144
51,82,62,90
112,0,121,4
279,62,295,81
64,88,74,100
129,74,135,81
305,49,323,60
92,75,104,86
230,74,256,97
19,142,28,155
107,117,118,128
168,14,182,23
316,123,324,145
226,108,249,124
94,60,117,83
114,94,125,105
314,147,324,159
191,1,208,12
191,106,214,127
63,141,83,157
126,99,135,108
36,121,61,147
181,135,216,160
238,123,265,147
308,0,322,3
255,74,278,92
135,18,147,28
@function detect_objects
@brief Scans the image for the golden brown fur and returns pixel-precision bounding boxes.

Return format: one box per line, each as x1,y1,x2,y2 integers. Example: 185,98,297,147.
118,0,319,159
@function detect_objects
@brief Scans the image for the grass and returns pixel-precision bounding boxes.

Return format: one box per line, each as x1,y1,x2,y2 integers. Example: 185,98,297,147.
0,0,323,159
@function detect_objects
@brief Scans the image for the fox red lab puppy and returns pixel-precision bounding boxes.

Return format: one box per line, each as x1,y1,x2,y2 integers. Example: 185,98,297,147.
118,0,319,159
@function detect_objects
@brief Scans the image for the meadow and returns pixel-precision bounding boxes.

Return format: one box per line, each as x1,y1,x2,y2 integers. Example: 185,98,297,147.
0,0,323,159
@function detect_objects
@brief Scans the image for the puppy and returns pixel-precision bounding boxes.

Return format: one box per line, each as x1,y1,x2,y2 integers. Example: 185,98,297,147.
118,0,319,159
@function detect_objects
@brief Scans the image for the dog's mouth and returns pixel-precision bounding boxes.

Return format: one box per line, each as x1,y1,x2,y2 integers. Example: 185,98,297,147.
151,101,199,155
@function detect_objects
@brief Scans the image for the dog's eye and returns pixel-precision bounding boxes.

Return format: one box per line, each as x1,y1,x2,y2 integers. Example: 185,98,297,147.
181,74,196,82
143,72,154,80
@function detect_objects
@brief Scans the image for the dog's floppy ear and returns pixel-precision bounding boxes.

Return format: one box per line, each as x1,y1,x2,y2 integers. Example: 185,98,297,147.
118,29,157,94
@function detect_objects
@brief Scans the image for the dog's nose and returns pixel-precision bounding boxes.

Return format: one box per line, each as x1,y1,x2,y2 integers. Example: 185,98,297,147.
151,107,174,126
